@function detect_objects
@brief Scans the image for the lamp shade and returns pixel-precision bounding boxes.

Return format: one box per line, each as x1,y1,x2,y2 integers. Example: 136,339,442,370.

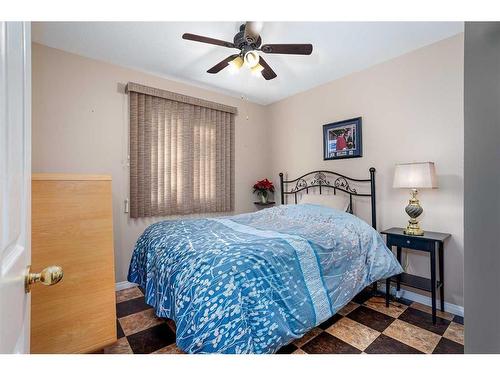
228,56,244,70
393,162,438,189
251,63,264,75
244,51,260,68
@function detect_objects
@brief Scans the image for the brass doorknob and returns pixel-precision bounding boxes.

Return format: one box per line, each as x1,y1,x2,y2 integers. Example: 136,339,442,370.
25,265,64,293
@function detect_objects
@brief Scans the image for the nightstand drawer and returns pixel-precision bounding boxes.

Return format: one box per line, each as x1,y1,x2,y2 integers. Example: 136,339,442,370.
387,235,435,251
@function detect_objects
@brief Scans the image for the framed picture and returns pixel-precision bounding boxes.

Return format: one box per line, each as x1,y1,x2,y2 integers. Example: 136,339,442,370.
323,117,362,160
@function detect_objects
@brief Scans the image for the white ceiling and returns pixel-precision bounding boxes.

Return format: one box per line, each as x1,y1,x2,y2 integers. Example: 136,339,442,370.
32,22,463,105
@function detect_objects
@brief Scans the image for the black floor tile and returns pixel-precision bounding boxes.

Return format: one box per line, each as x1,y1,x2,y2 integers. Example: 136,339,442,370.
352,288,374,305
301,332,361,354
116,297,151,318
276,343,298,354
364,334,423,354
318,314,342,330
398,307,451,335
117,320,125,339
347,305,395,332
453,315,464,325
127,323,176,354
433,337,464,354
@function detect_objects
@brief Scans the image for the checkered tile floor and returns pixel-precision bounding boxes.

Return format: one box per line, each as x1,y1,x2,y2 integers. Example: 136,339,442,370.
100,286,464,354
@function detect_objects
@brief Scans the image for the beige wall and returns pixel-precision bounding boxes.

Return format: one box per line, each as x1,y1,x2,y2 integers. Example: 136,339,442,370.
267,34,464,306
32,34,465,307
31,43,271,283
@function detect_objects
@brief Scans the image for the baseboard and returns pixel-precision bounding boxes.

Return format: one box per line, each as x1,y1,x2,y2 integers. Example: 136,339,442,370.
115,281,138,291
378,283,464,317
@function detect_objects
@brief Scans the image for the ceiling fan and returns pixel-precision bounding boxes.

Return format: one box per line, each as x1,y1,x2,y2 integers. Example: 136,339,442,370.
182,22,313,80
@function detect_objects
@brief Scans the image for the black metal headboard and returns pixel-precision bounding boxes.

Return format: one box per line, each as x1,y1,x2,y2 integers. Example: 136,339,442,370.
279,167,377,229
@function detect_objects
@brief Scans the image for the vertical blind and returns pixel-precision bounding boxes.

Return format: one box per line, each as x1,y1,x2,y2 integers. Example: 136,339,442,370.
127,82,236,218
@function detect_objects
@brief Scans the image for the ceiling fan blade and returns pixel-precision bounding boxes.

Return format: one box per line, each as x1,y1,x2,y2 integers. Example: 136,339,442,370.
182,33,235,48
207,54,239,74
261,44,313,55
258,56,277,80
244,21,263,44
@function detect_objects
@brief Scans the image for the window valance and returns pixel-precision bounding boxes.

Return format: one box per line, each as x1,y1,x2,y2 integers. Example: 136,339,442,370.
126,82,238,115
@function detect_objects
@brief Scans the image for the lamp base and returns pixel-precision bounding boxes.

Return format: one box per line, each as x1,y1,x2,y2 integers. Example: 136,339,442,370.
404,221,424,236
403,189,425,236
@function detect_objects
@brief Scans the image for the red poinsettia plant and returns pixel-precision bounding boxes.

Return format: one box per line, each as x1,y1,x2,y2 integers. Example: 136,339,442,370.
253,178,275,202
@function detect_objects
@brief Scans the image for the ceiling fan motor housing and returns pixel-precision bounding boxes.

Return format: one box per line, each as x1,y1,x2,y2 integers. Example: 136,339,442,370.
234,24,261,51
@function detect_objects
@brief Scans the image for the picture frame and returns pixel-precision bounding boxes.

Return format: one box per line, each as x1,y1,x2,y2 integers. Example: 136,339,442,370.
323,117,363,160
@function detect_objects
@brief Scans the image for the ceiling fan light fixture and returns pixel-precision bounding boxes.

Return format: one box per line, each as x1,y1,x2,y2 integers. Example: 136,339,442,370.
182,22,313,80
228,55,244,72
244,51,260,68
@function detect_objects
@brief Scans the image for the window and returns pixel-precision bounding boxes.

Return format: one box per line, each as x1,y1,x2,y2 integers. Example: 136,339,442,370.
127,82,236,217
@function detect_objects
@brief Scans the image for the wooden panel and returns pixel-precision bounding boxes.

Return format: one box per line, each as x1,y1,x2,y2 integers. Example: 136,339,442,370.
32,174,111,181
31,176,116,353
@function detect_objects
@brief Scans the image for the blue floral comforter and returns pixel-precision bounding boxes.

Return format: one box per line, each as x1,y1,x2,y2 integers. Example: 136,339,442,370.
128,204,402,354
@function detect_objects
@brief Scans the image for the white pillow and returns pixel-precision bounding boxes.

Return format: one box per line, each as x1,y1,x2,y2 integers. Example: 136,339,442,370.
299,194,349,212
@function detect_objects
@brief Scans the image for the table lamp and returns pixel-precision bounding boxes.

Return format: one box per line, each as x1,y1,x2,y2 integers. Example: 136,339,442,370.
393,162,438,236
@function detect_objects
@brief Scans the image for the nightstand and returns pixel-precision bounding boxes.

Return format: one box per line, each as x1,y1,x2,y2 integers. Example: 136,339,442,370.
381,227,451,324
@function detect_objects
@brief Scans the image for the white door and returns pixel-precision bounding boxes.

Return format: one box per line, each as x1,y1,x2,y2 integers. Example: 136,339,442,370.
0,21,31,354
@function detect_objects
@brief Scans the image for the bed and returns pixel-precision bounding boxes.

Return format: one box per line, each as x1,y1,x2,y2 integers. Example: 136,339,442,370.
127,168,403,354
